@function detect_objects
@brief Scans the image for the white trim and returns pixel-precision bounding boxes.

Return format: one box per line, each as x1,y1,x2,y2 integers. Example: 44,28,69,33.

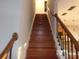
24,13,36,58
17,47,22,59
27,13,36,47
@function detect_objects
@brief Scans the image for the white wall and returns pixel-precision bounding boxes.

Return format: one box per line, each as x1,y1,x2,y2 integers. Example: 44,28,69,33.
0,0,35,59
0,0,21,54
48,0,57,37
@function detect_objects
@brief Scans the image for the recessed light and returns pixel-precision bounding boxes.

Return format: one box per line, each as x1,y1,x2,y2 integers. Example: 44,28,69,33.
62,13,67,16
68,6,76,11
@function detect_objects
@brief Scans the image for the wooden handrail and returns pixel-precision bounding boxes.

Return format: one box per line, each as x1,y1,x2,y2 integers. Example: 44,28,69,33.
0,32,18,59
53,13,79,59
54,14,79,51
48,9,79,58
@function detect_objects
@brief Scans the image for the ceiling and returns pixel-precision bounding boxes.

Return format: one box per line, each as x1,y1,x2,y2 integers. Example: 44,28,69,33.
58,0,79,23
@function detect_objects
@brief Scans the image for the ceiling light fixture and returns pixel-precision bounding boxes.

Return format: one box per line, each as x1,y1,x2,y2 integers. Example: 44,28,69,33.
62,13,67,16
68,6,76,11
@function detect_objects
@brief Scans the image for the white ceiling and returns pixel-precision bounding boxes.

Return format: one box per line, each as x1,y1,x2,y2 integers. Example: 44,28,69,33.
58,0,79,23
58,0,79,41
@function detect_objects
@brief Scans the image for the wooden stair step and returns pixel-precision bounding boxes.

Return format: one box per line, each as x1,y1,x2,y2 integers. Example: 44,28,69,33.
26,14,58,59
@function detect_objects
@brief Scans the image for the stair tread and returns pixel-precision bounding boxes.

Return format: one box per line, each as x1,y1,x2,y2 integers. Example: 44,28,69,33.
26,14,58,59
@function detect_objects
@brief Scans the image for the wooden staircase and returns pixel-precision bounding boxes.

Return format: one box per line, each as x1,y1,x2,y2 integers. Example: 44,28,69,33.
26,14,58,59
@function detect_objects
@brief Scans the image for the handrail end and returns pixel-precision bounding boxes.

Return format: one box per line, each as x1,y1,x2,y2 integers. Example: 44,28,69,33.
12,32,18,40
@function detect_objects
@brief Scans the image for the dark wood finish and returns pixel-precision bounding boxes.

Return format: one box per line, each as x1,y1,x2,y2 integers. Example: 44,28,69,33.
26,14,58,59
54,14,79,59
55,14,79,51
48,8,79,59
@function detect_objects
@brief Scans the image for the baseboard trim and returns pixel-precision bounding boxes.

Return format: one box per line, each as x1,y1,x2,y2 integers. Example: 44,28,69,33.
25,13,36,58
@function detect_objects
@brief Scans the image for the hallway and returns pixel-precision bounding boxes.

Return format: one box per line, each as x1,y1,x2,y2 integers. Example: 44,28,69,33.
26,14,58,59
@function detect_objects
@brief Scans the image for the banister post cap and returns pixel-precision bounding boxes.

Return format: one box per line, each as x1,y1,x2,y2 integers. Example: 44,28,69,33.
12,32,18,40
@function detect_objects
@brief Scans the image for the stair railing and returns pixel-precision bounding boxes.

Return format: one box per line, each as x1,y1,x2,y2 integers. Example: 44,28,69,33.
47,6,79,58
0,32,18,59
54,14,79,59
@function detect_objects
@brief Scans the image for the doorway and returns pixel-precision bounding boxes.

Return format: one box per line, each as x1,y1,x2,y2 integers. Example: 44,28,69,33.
35,0,48,14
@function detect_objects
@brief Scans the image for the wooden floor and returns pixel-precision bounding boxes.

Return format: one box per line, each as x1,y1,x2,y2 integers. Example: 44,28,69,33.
26,14,58,59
